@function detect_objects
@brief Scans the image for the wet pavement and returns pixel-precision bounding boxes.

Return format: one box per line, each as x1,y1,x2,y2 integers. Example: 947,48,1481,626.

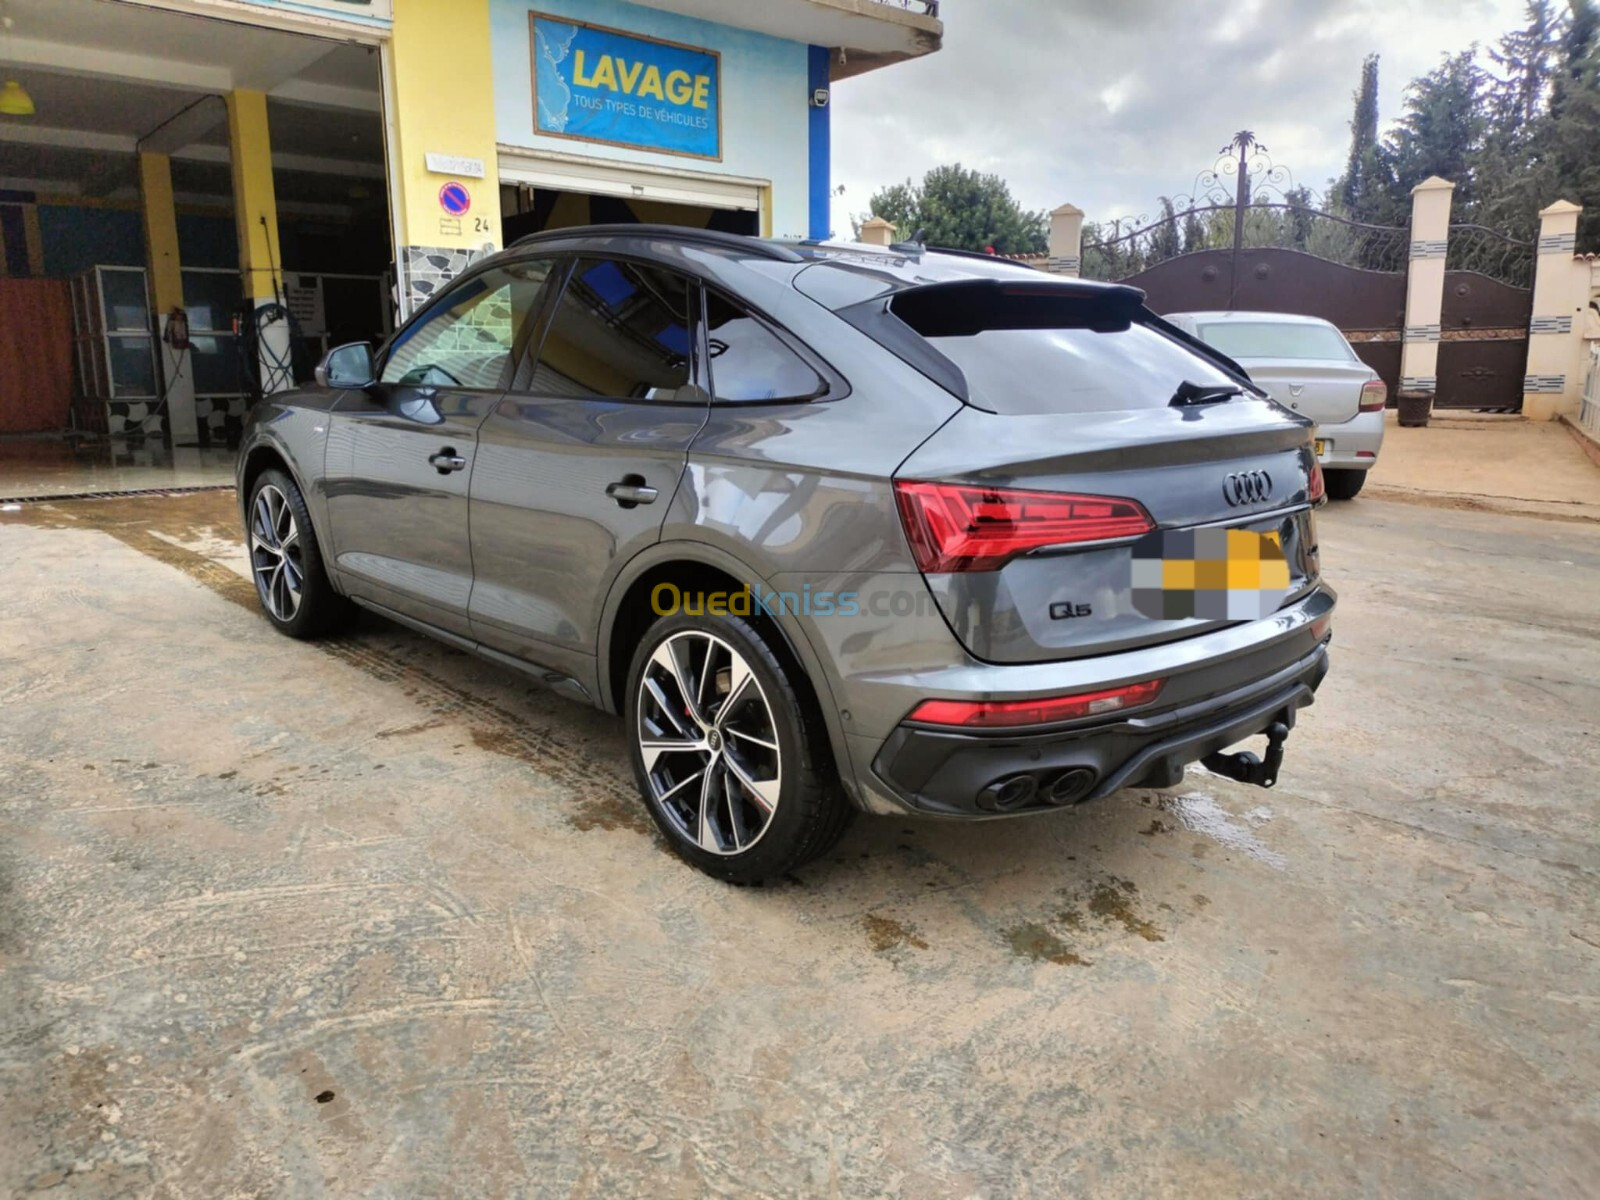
1,489,1598,1196
0,436,236,501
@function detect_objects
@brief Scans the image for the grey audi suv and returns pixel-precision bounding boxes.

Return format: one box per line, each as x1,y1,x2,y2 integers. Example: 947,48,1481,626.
237,225,1334,883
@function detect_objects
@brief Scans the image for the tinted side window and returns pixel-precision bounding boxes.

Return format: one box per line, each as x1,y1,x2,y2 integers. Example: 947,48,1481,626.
530,258,694,400
704,290,825,403
382,261,554,390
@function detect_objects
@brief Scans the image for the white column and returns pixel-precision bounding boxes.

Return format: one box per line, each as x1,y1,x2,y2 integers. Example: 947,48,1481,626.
1400,176,1454,395
1523,199,1587,421
1047,203,1083,277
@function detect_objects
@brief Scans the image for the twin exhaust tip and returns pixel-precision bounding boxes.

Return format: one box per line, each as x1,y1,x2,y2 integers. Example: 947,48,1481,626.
976,767,1098,813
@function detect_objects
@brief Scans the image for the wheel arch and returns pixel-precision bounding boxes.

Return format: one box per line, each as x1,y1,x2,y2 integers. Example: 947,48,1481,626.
238,435,343,593
597,541,863,807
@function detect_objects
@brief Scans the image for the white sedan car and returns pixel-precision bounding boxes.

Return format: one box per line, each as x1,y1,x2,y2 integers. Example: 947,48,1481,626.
1167,311,1386,500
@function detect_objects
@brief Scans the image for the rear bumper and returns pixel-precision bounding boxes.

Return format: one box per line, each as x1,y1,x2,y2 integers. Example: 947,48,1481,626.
868,641,1329,817
1316,409,1384,470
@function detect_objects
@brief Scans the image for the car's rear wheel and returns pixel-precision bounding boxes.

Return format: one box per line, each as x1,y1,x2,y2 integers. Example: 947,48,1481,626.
246,469,350,638
1325,468,1368,501
625,611,852,883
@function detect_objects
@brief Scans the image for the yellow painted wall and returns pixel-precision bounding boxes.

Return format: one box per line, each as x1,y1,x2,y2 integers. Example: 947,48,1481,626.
388,0,502,252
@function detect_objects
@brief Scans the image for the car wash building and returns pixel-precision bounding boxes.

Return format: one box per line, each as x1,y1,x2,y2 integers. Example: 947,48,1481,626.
0,0,942,444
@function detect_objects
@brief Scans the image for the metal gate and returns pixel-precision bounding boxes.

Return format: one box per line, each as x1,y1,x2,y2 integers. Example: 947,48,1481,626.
1082,134,1409,396
1436,225,1534,411
1105,240,1408,397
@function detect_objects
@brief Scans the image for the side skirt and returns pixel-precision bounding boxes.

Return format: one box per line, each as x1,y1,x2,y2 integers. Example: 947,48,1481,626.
348,596,598,708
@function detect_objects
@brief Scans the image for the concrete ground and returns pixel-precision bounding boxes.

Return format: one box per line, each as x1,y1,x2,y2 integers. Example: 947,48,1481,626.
2,480,1599,1196
1366,410,1600,522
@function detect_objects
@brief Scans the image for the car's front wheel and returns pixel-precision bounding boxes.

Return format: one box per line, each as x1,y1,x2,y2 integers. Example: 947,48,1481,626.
246,469,351,638
624,611,853,883
1324,468,1368,501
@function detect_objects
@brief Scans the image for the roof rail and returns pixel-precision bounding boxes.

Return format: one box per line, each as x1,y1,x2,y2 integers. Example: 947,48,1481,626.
508,223,805,263
924,244,1024,264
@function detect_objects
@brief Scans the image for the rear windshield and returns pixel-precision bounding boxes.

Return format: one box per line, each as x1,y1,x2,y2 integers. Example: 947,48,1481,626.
927,324,1241,415
1196,321,1354,361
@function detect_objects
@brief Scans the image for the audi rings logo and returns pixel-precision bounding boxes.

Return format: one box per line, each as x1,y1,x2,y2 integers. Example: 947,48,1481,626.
1222,470,1273,507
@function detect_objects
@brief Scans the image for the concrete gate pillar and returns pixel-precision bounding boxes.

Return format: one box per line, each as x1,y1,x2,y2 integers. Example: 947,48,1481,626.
858,216,895,246
1047,203,1083,277
1400,176,1455,396
1523,199,1587,421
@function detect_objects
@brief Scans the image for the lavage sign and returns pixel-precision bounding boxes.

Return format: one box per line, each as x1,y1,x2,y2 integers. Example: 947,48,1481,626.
531,13,721,160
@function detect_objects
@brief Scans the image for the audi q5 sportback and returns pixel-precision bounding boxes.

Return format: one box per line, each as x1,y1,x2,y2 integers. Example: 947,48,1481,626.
237,226,1334,883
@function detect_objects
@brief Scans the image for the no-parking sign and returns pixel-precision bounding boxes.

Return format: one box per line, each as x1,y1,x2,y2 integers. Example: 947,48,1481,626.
439,181,472,216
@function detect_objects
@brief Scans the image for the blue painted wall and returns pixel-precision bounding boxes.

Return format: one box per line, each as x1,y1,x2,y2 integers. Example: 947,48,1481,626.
35,205,381,279
491,0,812,238
38,205,144,274
807,45,830,241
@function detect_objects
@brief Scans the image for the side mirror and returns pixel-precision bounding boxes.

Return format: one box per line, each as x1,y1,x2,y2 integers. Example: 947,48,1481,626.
316,342,376,390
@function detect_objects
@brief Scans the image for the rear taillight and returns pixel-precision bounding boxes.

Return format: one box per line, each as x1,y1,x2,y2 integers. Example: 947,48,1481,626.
908,679,1165,729
1359,379,1388,412
894,480,1154,573
1308,459,1326,503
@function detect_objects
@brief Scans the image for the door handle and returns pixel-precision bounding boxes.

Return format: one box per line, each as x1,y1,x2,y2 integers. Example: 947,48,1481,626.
606,475,659,508
428,447,467,475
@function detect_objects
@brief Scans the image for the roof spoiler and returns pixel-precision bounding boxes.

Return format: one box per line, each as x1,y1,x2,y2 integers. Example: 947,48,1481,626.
885,277,1147,337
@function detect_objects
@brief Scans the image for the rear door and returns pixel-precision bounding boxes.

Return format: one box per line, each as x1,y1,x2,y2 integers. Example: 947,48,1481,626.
881,281,1323,663
467,255,708,670
323,261,552,636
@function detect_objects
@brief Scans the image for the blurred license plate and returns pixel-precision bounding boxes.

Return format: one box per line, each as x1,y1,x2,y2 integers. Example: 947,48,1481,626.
1314,439,1327,456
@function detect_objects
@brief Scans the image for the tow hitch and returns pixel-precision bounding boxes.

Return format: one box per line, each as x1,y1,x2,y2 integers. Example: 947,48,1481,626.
1201,720,1290,789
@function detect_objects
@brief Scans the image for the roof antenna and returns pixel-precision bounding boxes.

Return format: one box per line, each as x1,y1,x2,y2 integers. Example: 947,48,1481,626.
888,227,928,255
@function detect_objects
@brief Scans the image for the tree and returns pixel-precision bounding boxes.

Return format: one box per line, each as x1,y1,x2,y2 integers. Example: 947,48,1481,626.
1487,0,1561,133
1386,51,1486,205
1283,185,1317,249
1474,0,1600,241
1336,54,1398,223
868,164,1047,254
1147,197,1182,262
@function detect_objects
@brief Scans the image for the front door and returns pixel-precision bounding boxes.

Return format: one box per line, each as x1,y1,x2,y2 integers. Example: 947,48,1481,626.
324,260,555,636
469,256,708,675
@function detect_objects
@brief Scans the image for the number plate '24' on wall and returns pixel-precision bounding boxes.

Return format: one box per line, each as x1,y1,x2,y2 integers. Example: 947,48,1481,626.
530,13,722,161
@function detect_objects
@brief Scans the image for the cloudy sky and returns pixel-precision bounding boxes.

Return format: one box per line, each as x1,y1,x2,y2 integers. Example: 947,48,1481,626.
829,0,1525,236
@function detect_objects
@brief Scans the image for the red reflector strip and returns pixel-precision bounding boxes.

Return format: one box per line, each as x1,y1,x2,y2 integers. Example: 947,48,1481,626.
908,679,1165,729
895,480,1154,573
1356,450,1376,458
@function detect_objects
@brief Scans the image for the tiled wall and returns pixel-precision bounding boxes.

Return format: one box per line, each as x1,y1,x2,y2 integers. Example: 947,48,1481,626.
197,396,249,447
399,244,490,314
103,396,246,445
106,401,167,440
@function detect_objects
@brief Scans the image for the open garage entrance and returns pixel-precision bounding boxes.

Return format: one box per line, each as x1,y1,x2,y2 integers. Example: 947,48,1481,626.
496,150,763,246
0,0,392,446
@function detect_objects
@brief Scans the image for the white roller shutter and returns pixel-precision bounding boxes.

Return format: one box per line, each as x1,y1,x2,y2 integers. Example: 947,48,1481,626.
496,145,762,212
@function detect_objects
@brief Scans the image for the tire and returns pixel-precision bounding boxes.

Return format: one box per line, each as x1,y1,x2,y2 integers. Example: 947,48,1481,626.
1325,468,1368,501
245,468,352,638
624,610,854,884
